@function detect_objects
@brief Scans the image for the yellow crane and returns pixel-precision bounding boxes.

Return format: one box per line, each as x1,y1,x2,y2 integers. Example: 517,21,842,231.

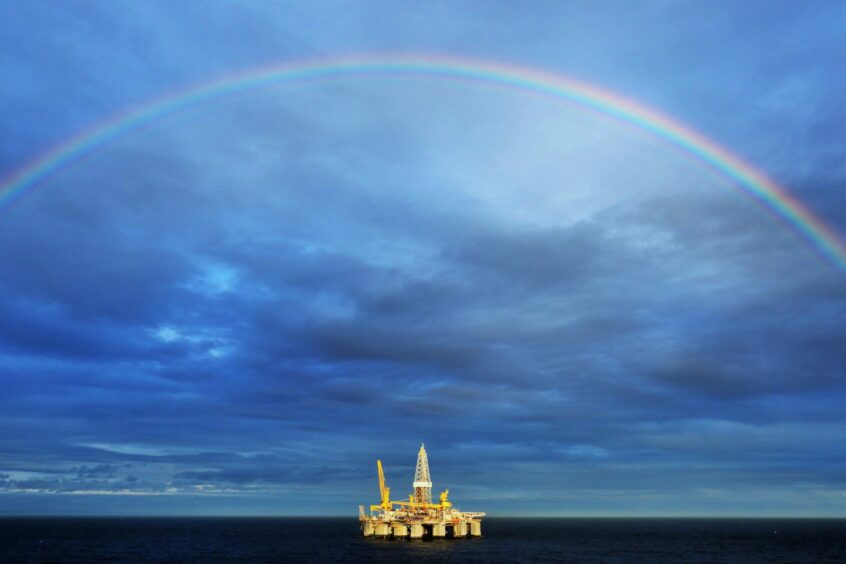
440,489,452,509
370,459,392,512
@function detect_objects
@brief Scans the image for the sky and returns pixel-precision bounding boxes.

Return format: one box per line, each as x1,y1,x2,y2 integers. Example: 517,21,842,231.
1,1,845,517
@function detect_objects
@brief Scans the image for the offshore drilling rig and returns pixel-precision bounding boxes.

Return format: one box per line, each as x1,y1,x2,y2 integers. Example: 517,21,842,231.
359,444,485,539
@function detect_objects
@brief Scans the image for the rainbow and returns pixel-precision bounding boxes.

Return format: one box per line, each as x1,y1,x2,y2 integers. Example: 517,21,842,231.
2,54,845,272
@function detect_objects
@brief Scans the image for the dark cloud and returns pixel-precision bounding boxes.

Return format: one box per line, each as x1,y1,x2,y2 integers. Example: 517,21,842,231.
1,1,846,516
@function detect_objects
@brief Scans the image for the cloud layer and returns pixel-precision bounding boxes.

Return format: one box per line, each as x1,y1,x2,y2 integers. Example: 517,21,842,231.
1,1,845,516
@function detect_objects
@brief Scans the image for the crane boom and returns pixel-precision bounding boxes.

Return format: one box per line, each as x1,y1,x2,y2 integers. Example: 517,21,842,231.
377,459,391,510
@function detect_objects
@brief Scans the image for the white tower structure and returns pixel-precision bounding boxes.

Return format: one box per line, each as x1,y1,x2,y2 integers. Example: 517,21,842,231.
412,443,433,504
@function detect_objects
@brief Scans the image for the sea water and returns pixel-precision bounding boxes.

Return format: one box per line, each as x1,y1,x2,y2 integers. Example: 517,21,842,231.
1,517,844,563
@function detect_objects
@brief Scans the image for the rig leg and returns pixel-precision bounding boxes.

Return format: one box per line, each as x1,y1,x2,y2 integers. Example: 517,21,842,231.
470,521,482,536
362,521,374,537
433,523,446,538
375,523,391,537
392,523,408,538
454,522,468,537
410,524,424,539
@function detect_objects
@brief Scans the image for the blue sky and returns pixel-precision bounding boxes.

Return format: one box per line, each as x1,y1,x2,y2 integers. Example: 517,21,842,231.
1,1,845,516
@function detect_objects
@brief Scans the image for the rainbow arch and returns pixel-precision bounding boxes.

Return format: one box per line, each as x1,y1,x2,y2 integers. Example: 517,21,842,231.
1,54,845,273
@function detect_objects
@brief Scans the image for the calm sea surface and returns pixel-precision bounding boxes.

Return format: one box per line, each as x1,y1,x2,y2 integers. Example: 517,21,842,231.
1,517,844,563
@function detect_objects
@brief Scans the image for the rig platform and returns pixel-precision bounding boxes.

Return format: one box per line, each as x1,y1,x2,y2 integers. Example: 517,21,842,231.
359,444,485,539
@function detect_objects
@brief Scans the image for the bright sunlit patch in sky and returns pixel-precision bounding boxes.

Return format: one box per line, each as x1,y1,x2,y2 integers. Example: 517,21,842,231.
183,262,239,296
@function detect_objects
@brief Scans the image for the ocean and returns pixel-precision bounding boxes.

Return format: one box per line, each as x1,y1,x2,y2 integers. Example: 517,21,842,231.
1,517,844,563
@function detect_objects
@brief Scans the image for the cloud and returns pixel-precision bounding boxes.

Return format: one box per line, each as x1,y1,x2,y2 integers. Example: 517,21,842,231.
1,1,846,516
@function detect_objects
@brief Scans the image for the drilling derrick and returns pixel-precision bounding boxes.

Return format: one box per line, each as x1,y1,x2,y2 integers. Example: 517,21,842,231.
412,443,433,505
